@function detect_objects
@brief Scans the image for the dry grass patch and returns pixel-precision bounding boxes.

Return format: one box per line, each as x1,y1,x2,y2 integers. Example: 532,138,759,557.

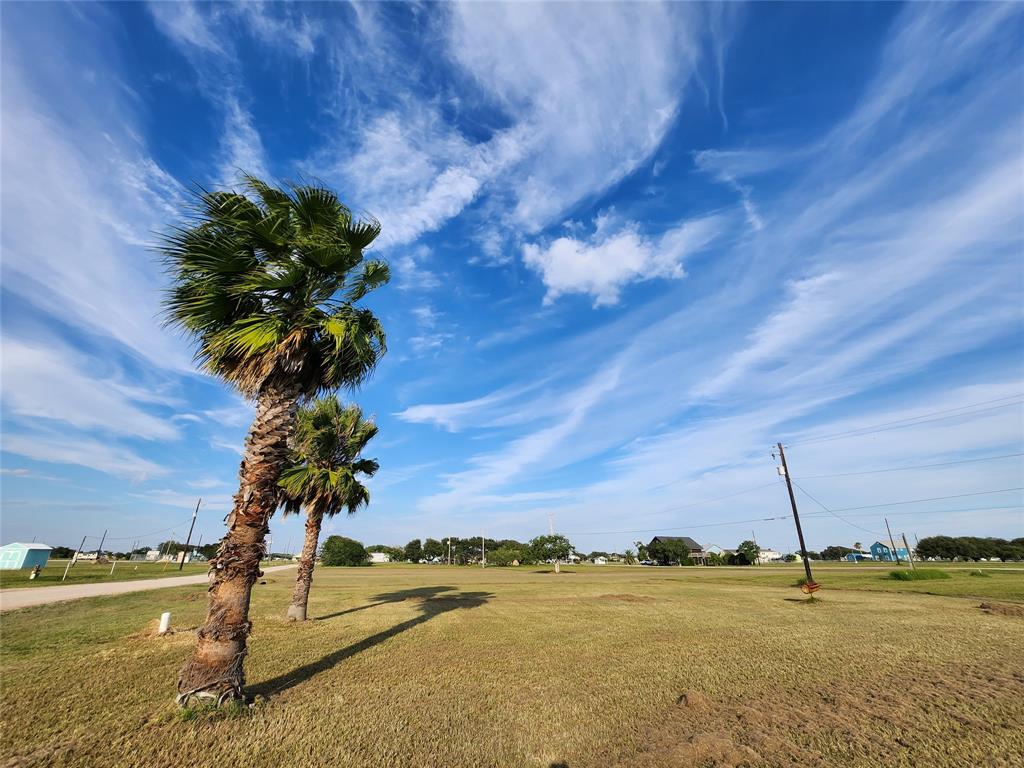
1,565,1022,767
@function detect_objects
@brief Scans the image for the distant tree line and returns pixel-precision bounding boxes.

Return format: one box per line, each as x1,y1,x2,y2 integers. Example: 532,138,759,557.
320,535,577,567
915,536,1024,561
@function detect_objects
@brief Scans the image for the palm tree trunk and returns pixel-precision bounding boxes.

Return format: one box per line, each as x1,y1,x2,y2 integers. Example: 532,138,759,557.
177,381,299,706
287,507,324,622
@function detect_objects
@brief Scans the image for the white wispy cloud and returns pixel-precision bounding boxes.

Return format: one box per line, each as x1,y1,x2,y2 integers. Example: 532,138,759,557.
522,212,726,306
2,432,167,482
397,3,1024,536
1,33,191,373
1,335,179,440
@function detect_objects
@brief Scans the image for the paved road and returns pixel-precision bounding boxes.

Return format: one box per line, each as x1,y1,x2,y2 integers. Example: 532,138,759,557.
0,564,297,612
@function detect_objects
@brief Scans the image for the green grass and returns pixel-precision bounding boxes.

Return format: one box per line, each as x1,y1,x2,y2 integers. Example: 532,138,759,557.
0,559,288,589
889,568,953,581
1,564,1022,767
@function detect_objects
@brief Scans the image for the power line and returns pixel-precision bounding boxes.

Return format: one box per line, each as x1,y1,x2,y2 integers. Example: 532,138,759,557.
82,518,195,543
817,486,1023,513
793,452,1024,479
791,480,886,536
802,504,1024,520
786,395,1024,448
563,513,792,537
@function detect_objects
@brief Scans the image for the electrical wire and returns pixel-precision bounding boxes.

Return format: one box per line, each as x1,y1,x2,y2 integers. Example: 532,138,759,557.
793,452,1024,479
785,395,1024,448
791,480,887,536
563,513,793,537
812,486,1024,513
802,504,1024,520
82,518,194,542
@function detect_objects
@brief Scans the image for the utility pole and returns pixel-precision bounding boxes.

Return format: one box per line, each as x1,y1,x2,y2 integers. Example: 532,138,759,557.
901,533,916,570
96,529,107,560
885,518,903,565
179,498,201,570
775,443,817,588
548,513,555,535
481,534,485,568
62,535,87,582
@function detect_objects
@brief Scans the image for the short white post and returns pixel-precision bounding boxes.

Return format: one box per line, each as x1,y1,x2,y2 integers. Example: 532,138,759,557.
159,611,171,635
109,559,117,576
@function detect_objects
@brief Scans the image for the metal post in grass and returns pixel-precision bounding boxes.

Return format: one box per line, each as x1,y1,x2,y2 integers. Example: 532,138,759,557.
179,499,200,571
885,518,903,565
96,529,107,561
775,443,818,593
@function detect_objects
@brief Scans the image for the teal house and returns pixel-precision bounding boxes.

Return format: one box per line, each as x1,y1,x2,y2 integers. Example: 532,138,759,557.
0,542,53,570
870,541,910,562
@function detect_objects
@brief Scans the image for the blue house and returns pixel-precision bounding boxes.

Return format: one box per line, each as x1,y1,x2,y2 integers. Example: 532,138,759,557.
0,542,53,570
870,541,910,562
845,552,872,562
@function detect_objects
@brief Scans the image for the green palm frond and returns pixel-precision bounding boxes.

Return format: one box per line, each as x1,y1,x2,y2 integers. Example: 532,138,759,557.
277,395,379,520
160,175,389,397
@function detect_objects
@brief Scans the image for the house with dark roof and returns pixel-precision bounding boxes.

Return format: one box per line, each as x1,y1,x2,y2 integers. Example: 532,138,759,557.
647,536,707,565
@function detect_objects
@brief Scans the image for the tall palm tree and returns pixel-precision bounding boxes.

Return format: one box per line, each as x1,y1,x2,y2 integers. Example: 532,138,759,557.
161,176,388,706
278,396,379,621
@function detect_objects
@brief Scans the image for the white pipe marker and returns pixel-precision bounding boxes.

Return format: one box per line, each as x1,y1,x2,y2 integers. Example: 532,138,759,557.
159,611,171,635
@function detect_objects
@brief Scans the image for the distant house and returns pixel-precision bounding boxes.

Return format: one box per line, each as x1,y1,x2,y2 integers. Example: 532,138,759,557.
844,551,872,562
0,542,52,570
593,556,608,565
368,551,391,564
870,541,910,562
756,549,783,564
648,536,707,564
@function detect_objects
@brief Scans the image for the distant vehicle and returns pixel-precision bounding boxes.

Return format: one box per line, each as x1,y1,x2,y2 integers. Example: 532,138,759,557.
639,559,655,566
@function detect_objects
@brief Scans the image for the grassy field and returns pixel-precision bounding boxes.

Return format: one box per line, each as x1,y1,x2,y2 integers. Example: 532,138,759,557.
1,563,1022,768
0,560,289,589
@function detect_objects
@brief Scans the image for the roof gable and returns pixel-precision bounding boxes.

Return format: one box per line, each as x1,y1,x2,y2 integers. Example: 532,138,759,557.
1,542,53,550
649,536,703,550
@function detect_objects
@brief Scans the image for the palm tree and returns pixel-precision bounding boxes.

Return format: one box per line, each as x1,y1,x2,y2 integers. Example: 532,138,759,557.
162,176,388,706
278,396,379,622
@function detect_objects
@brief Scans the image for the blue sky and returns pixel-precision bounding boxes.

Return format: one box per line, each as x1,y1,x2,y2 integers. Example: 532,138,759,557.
2,2,1022,556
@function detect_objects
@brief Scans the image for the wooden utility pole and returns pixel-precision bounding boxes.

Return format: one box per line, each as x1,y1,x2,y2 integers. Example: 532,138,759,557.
179,499,201,571
62,535,87,582
885,518,903,565
902,533,916,570
776,443,817,588
481,534,485,568
96,529,107,560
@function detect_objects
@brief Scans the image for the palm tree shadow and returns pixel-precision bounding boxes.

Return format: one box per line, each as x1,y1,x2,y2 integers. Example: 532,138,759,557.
314,585,457,621
252,589,492,699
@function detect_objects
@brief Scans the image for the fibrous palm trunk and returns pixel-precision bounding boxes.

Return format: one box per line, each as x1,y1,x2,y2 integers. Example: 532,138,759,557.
287,507,324,622
177,382,299,706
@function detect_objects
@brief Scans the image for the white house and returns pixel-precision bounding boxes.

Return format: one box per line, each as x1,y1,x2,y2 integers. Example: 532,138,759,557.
593,556,608,565
757,549,784,564
368,551,391,564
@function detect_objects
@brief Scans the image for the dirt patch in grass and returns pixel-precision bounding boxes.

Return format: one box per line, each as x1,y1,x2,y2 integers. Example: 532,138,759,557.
597,593,655,602
980,602,1024,617
621,659,1024,768
1,738,77,768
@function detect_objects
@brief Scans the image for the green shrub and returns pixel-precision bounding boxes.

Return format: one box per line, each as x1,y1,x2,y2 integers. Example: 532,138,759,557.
320,536,369,567
888,569,951,581
968,569,992,578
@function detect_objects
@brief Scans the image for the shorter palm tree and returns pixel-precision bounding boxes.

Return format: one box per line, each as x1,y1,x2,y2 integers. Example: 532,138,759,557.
278,396,379,621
